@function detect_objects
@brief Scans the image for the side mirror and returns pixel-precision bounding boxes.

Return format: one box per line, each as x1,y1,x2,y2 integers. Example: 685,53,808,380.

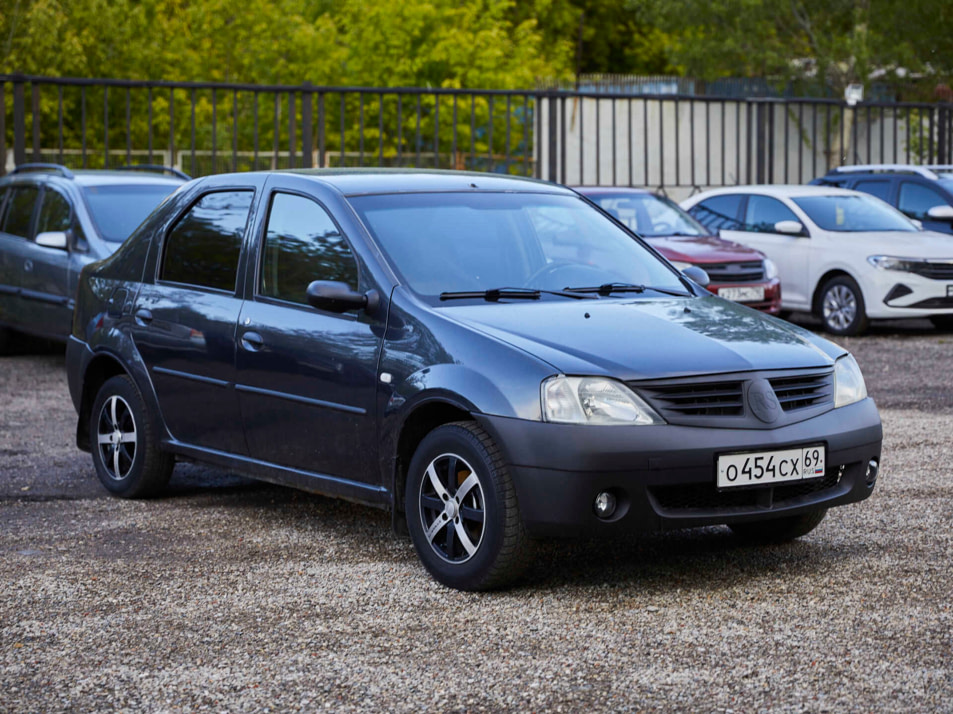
306,280,380,314
927,205,953,221
35,231,69,250
682,265,710,288
774,220,806,236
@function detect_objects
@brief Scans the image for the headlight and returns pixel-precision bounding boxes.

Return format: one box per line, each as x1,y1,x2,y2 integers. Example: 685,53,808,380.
763,258,779,280
867,255,924,272
670,260,693,272
834,354,867,408
542,376,665,425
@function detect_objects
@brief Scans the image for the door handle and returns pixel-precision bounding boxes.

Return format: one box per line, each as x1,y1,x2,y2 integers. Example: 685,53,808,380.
240,331,264,351
24,259,33,273
134,308,153,326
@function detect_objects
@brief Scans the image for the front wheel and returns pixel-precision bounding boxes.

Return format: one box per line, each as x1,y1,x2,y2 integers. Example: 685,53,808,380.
729,508,827,543
817,276,868,336
90,375,174,498
405,422,531,591
929,314,953,331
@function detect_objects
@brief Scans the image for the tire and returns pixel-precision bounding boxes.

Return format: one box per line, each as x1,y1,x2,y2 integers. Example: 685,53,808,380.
729,508,827,543
817,276,868,336
929,315,953,331
405,421,531,591
0,326,14,355
89,375,174,498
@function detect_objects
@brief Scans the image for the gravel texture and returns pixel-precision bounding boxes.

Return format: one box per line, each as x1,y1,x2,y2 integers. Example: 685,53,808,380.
1,319,952,712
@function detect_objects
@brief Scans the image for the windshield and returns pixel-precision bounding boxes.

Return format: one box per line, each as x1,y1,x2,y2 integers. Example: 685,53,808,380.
83,184,181,242
348,192,687,298
590,192,710,237
792,194,918,232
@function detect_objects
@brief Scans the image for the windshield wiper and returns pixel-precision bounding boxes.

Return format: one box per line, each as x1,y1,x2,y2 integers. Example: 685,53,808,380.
440,287,596,302
563,282,693,298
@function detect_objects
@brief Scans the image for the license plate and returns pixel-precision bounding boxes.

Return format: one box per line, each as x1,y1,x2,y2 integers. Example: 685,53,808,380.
718,286,765,302
717,445,825,489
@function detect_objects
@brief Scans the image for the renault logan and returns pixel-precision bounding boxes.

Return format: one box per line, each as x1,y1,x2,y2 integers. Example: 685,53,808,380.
66,170,883,590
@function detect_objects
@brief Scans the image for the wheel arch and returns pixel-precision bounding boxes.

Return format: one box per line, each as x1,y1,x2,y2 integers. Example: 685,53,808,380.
76,353,132,452
811,268,857,315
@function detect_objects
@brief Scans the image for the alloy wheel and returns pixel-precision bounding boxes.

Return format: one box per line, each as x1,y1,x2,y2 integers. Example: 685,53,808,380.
97,395,138,481
822,285,857,331
418,453,486,563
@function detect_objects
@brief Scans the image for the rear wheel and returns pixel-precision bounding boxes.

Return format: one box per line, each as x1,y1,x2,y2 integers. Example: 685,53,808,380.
405,422,531,591
817,276,868,336
729,509,827,543
89,375,173,498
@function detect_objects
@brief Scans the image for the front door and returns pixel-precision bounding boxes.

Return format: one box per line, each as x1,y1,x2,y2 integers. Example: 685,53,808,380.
19,188,75,337
234,189,382,483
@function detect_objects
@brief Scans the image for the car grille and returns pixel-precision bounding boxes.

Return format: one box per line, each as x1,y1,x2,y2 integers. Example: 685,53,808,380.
649,467,842,514
638,380,745,417
702,261,765,283
768,373,834,412
908,262,953,280
633,370,834,422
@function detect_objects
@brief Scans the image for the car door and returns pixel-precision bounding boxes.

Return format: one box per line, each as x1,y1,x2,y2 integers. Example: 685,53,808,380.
0,184,41,330
18,187,75,338
896,180,953,234
130,187,256,455
718,195,813,309
234,184,383,483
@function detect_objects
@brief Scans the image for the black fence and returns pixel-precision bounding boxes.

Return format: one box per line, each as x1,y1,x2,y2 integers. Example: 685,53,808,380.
3,74,953,193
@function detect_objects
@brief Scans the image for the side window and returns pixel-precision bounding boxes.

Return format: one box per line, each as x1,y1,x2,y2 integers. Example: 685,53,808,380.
259,193,358,305
36,190,72,235
160,190,253,292
688,195,744,231
0,187,9,227
743,195,800,233
853,180,892,203
897,182,949,220
1,185,40,239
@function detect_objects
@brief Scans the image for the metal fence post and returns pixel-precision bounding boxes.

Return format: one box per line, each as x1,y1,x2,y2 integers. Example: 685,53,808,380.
755,100,767,184
13,75,26,167
547,94,558,182
939,105,949,164
302,82,314,168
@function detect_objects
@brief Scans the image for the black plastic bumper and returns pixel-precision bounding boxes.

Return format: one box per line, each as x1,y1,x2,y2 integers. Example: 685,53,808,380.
477,398,883,537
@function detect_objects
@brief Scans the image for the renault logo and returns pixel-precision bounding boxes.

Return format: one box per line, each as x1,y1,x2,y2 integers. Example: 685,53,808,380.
747,379,781,423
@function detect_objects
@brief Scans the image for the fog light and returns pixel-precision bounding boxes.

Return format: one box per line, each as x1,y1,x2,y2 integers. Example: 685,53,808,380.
593,491,617,519
865,459,879,486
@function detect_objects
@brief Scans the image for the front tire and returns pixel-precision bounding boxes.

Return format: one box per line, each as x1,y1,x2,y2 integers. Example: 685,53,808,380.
90,375,174,498
817,276,868,336
729,508,827,543
405,422,531,591
929,314,953,331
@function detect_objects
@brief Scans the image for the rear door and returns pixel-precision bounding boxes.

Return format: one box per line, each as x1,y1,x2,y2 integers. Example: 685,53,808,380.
131,186,257,455
0,184,40,331
234,181,384,484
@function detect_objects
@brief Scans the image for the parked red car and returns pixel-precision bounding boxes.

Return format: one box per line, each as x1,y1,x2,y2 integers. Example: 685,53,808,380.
575,187,782,313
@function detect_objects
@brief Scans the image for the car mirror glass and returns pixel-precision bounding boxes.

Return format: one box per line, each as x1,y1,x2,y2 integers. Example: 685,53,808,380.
35,231,69,250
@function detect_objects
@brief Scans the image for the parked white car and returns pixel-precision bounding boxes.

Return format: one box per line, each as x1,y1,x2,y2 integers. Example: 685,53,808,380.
681,185,953,335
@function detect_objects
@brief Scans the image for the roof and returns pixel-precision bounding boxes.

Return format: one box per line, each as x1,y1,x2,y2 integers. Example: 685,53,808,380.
274,168,571,196
572,186,654,197
688,184,861,200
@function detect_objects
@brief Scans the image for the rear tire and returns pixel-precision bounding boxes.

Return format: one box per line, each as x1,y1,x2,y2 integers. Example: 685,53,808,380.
729,508,827,543
405,421,531,591
817,276,868,336
89,375,173,498
0,326,14,355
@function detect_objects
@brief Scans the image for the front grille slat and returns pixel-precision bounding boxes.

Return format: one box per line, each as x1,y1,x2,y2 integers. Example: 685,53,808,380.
768,374,834,412
702,261,766,283
639,381,745,417
911,263,953,280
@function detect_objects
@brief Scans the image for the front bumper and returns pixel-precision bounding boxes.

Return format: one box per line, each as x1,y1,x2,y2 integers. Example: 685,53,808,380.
478,398,882,537
863,268,953,318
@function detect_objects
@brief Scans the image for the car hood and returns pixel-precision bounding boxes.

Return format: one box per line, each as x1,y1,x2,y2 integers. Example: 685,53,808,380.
440,296,838,380
842,229,953,258
646,235,765,263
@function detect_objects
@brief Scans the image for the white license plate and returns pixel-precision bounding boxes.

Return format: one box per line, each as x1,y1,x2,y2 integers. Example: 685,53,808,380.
718,286,765,302
717,445,826,489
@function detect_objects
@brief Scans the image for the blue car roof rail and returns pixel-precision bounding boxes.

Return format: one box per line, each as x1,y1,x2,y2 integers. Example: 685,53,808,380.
116,164,191,181
828,164,939,179
11,163,75,179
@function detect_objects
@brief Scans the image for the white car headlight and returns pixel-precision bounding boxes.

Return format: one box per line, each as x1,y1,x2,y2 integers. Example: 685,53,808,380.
670,260,694,272
541,376,665,425
867,255,923,272
834,354,868,408
763,258,779,280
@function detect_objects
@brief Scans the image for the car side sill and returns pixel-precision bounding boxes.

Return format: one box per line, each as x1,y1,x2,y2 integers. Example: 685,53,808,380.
164,439,391,510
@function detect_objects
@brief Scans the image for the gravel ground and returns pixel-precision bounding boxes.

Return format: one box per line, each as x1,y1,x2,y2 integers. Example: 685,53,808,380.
1,320,952,712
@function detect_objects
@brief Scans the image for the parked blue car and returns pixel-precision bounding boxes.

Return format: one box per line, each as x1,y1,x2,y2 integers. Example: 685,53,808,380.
66,170,883,590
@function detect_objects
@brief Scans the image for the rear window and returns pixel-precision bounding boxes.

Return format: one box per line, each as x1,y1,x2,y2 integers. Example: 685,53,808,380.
83,184,180,242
